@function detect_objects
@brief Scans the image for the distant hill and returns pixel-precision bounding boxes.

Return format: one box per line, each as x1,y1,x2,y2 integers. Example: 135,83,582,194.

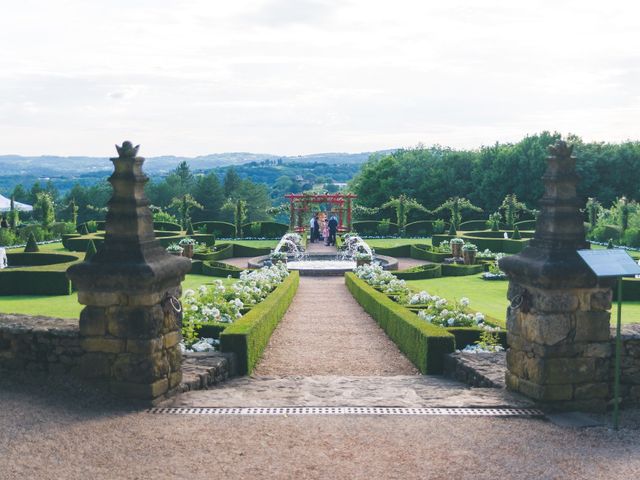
0,150,394,177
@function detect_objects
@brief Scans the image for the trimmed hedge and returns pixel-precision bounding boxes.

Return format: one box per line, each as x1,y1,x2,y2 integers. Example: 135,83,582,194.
515,219,536,230
373,244,412,257
345,273,455,373
395,263,442,280
202,261,244,278
410,244,450,263
440,263,484,276
193,221,236,237
458,220,490,231
1,252,82,295
232,244,272,258
622,278,640,301
432,233,530,254
404,220,440,237
153,221,182,232
352,220,399,236
220,271,300,375
240,221,288,239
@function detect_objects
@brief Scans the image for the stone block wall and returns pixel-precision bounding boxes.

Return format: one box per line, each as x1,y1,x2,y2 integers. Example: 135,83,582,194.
0,314,82,374
505,283,613,411
617,324,640,405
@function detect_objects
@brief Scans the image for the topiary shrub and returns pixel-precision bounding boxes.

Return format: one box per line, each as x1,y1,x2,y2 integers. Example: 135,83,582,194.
512,225,521,240
85,239,97,262
24,232,39,252
448,223,456,235
186,221,195,236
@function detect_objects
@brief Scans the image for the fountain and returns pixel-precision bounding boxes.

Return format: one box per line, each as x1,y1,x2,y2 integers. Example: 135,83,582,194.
250,233,397,276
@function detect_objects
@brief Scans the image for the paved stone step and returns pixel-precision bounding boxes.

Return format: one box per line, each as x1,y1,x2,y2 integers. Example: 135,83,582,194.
165,375,534,408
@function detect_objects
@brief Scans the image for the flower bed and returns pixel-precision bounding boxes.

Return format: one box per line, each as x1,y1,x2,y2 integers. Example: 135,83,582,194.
180,263,298,374
348,264,506,372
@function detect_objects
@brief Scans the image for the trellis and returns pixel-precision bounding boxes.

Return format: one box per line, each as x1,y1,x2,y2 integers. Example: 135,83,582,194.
284,193,357,233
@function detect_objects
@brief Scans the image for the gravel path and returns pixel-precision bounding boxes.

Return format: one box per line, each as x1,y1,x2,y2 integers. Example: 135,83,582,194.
2,374,640,480
253,276,419,376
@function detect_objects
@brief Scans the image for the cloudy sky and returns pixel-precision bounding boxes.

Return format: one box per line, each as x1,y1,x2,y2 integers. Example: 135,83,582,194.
0,0,638,156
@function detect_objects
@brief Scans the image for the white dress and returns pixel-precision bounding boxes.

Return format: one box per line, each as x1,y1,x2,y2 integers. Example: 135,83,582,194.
0,247,7,269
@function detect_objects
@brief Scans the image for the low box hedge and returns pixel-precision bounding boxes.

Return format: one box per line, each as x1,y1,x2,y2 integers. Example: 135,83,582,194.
374,244,412,257
440,263,484,276
410,244,450,263
232,244,272,257
352,220,399,236
202,261,244,278
345,272,455,374
395,263,442,280
0,252,82,295
192,221,236,237
220,271,299,375
240,221,289,239
207,243,234,261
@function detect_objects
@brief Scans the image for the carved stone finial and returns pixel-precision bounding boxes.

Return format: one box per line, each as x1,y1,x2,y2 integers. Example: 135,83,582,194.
115,141,140,158
547,140,573,160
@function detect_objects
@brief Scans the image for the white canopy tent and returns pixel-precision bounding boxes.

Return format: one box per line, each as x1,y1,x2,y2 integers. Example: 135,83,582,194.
0,194,32,212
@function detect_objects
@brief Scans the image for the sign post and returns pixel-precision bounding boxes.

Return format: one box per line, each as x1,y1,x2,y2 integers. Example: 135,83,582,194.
577,249,640,430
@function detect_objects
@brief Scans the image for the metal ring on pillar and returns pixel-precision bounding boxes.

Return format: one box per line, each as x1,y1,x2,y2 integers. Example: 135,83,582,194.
510,294,524,310
168,296,182,313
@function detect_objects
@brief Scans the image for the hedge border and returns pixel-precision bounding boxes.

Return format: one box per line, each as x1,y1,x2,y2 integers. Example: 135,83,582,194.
220,271,299,375
440,263,484,276
202,261,244,278
345,272,454,373
0,252,83,295
395,263,442,280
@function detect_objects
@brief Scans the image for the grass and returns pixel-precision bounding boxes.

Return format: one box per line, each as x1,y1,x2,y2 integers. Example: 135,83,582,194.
407,275,640,326
366,237,431,249
0,274,235,319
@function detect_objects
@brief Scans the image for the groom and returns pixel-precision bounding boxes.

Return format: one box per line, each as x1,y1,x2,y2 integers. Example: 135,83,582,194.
328,214,338,246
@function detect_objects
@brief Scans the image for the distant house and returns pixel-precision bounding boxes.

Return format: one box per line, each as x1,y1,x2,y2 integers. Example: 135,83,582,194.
0,194,33,212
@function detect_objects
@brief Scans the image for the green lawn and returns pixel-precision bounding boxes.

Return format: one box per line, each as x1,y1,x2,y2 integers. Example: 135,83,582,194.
227,239,279,248
407,275,640,326
366,237,431,249
0,274,235,319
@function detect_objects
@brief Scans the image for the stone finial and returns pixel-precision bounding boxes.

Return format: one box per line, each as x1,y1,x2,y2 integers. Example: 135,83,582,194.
547,140,573,160
499,140,595,289
115,141,139,158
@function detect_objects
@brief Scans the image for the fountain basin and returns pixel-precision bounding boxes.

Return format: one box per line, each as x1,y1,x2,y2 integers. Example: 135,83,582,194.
247,254,398,276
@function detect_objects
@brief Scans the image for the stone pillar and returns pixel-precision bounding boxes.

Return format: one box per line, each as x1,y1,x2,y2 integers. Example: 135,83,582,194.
68,141,191,404
499,141,613,412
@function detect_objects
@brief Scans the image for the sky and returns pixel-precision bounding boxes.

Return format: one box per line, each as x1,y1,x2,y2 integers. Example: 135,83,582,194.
0,0,638,157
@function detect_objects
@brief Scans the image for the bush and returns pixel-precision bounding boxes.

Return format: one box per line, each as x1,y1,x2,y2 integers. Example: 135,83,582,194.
192,221,236,238
153,221,183,232
345,272,455,373
352,220,399,236
395,263,442,280
17,225,46,243
50,222,77,237
0,228,17,247
232,244,272,257
85,240,97,261
202,260,244,278
433,219,446,234
24,233,39,252
0,252,82,295
249,222,262,237
622,228,640,248
404,220,437,237
220,271,299,374
377,219,391,236
590,224,621,242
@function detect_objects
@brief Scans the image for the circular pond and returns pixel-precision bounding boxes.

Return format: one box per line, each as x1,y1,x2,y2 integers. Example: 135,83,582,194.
248,253,398,276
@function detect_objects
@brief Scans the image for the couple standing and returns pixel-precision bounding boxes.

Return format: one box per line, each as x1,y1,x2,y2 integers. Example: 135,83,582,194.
310,213,338,246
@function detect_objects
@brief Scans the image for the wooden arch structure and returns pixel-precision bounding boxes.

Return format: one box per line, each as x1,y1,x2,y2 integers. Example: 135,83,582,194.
284,193,357,233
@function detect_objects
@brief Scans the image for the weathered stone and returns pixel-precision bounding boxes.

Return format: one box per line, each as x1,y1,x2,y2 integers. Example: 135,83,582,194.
74,352,112,378
110,378,169,399
591,289,612,311
80,337,125,354
574,382,609,400
169,371,182,389
529,289,579,313
517,377,573,401
584,342,612,358
164,331,181,349
126,338,163,354
79,306,107,336
112,353,169,383
522,313,572,346
574,311,611,342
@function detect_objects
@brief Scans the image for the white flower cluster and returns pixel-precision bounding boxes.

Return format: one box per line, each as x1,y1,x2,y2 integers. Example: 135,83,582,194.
354,263,411,296
461,343,504,353
181,263,289,348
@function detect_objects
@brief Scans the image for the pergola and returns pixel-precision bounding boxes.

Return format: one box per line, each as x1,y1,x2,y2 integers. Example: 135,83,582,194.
284,193,357,233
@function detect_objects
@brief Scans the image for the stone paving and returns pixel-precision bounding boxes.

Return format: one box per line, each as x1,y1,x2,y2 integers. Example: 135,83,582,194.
167,374,533,408
252,275,419,376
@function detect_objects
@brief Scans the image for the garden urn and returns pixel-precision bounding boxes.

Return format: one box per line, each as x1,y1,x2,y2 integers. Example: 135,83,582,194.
463,249,476,265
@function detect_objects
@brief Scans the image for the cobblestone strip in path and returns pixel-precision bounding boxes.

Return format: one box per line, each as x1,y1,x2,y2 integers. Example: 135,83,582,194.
253,274,419,376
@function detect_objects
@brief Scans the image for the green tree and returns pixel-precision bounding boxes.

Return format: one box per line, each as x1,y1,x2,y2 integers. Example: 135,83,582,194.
223,168,243,198
192,172,225,222
433,196,482,230
168,194,203,229
11,184,28,203
499,194,531,229
380,194,429,232
8,196,19,228
222,198,247,237
33,192,55,229
585,197,601,231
